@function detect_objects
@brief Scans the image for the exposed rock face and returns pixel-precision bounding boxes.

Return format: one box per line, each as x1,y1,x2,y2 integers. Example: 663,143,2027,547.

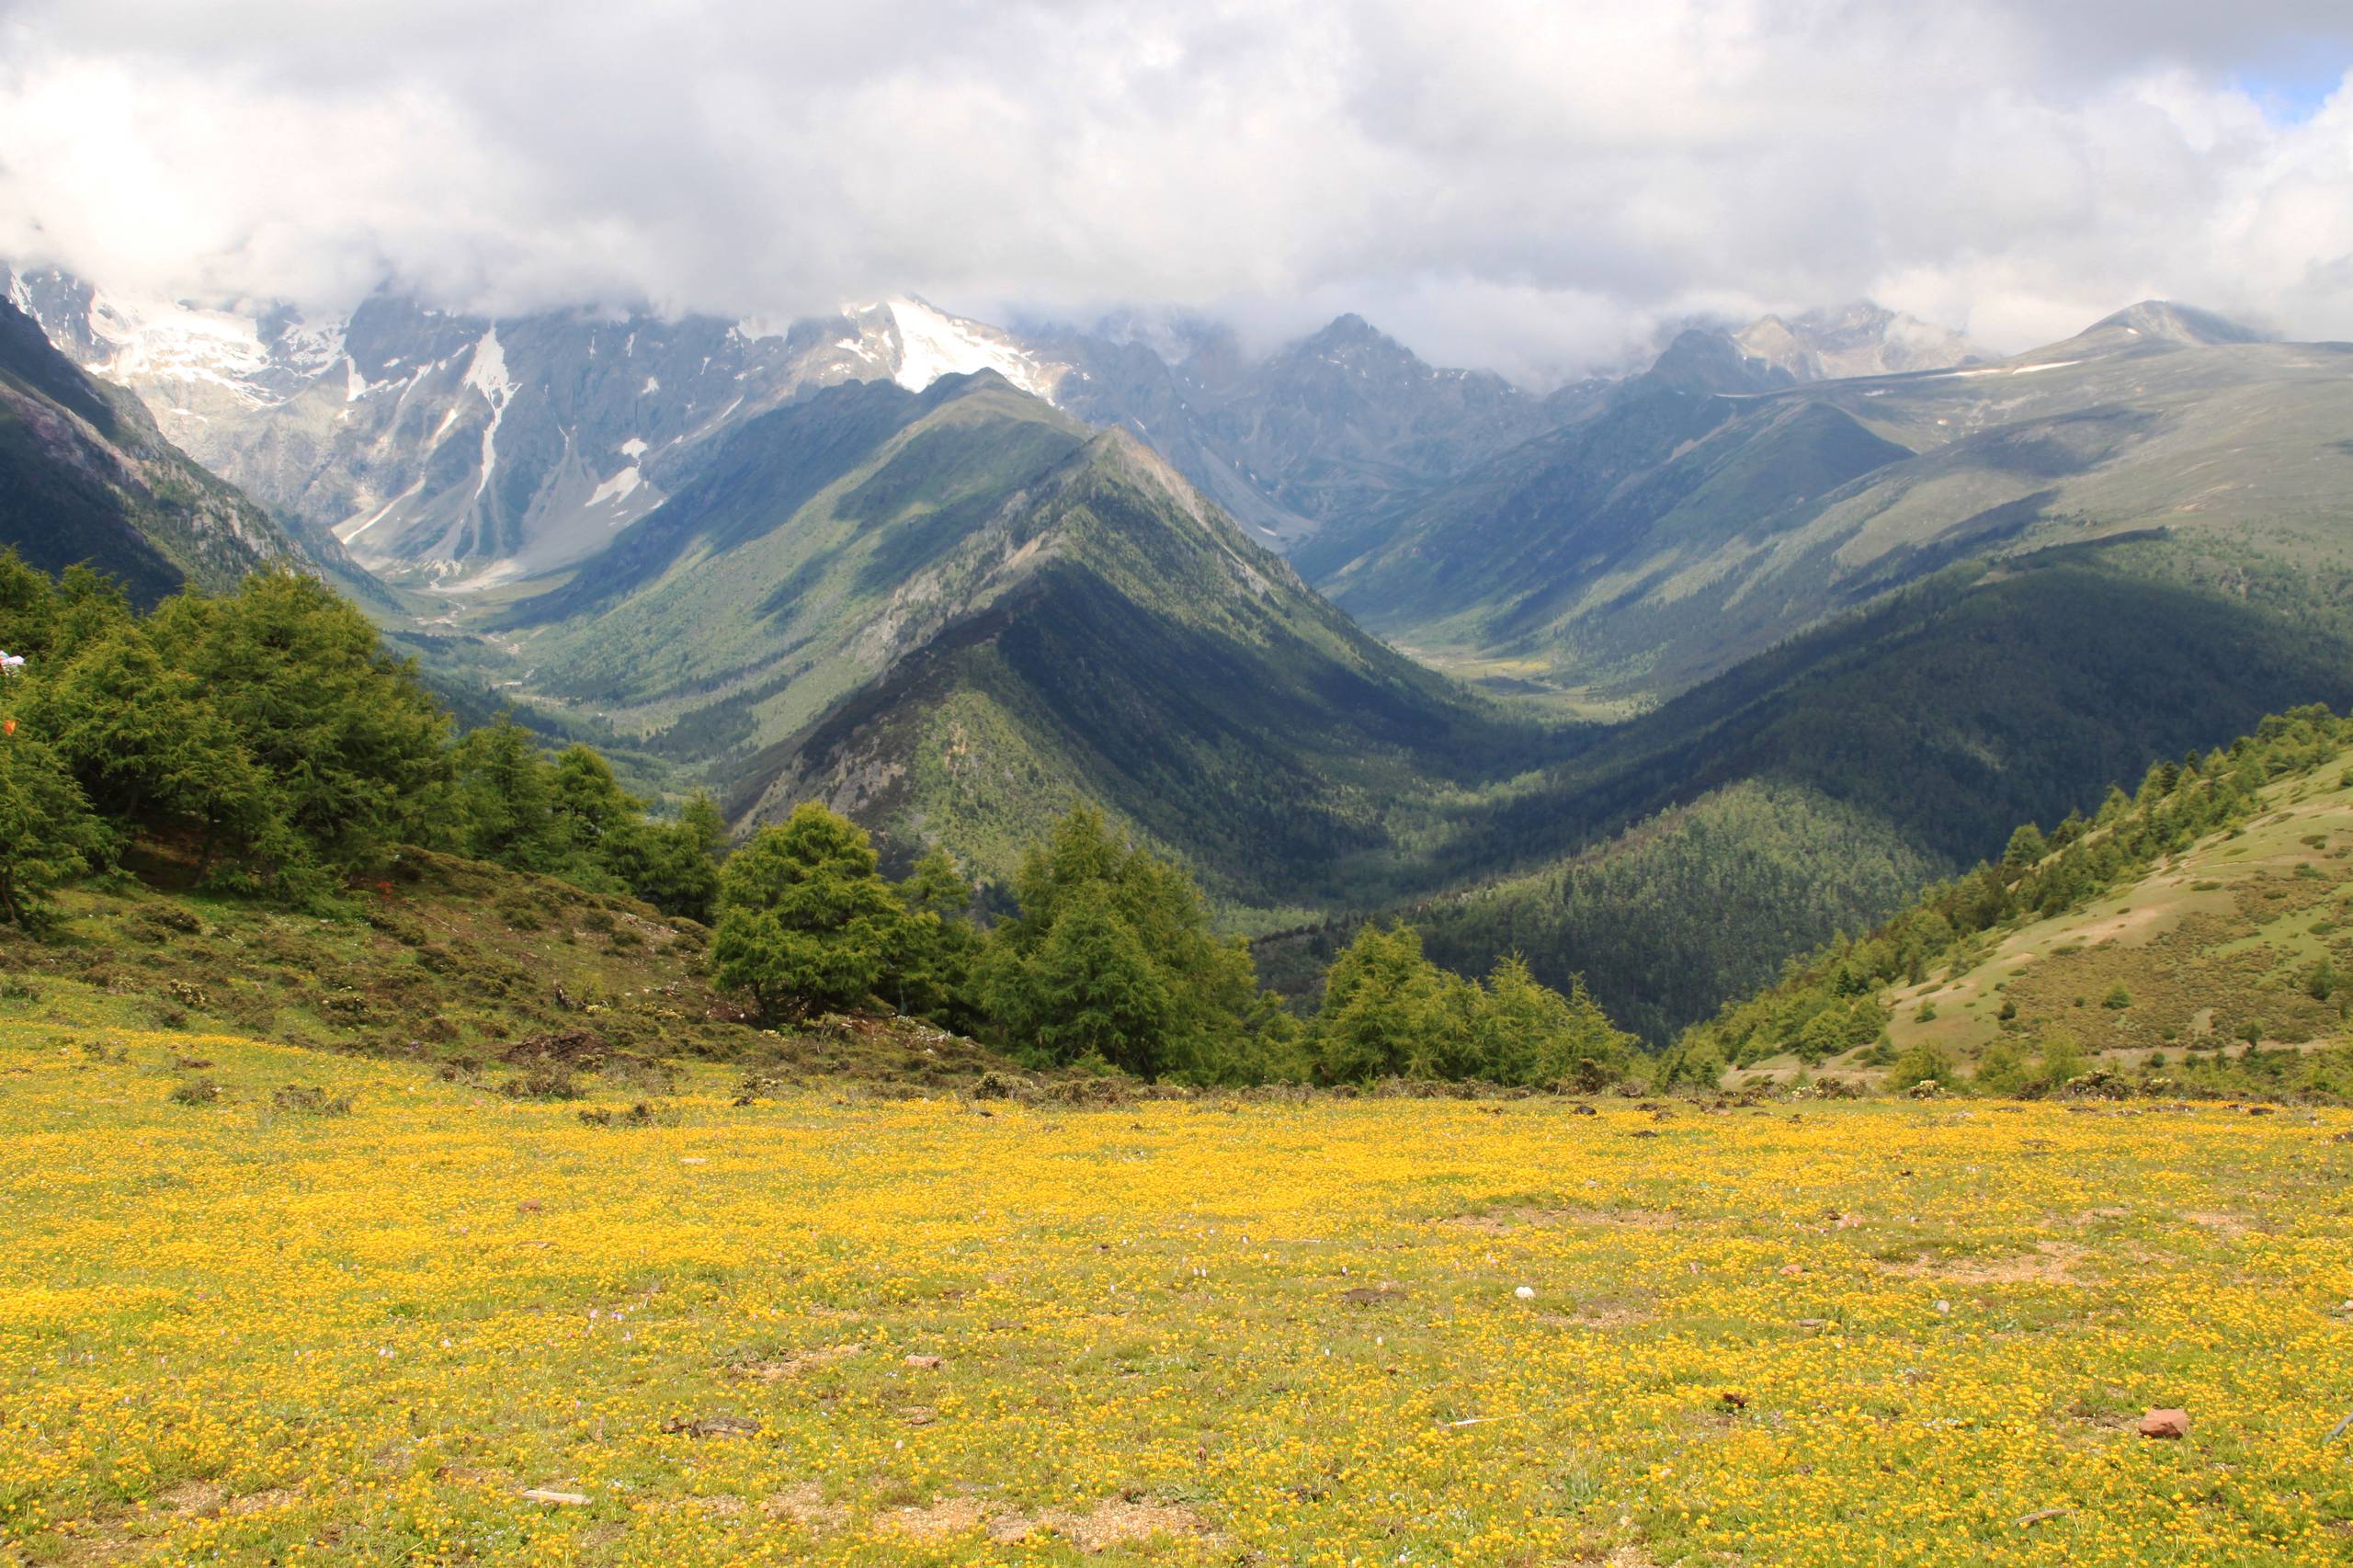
1732,301,1986,382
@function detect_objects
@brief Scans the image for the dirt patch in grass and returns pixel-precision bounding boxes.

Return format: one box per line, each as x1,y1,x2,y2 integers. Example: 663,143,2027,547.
1885,1241,2086,1285
153,1481,294,1520
765,1482,849,1533
1039,1497,1221,1552
2183,1210,2264,1236
158,1481,222,1517
881,1493,1219,1552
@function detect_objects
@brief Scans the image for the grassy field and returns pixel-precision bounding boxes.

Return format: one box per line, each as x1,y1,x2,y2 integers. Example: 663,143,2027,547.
6,1024,2351,1565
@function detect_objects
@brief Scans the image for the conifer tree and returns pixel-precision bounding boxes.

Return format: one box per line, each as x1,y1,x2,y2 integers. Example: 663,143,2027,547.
1025,881,1172,1073
710,802,907,1019
893,846,983,1030
454,718,559,870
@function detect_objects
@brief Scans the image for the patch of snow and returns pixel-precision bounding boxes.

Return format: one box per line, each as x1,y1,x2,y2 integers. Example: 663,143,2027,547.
587,465,643,506
463,327,521,505
79,291,275,403
618,436,647,458
2010,358,2082,375
345,356,369,402
641,375,660,394
881,296,1058,399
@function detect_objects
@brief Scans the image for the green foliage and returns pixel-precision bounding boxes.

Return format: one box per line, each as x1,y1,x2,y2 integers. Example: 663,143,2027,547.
1652,1033,1726,1091
1972,1041,2029,1096
451,724,729,922
0,724,108,926
617,791,729,926
26,624,288,881
710,803,908,1020
1305,923,1634,1087
892,847,984,1031
0,556,736,927
2035,1030,2088,1090
454,720,562,872
1267,782,1943,1046
1889,1040,1956,1090
1019,881,1174,1074
978,807,1276,1083
143,570,453,873
1308,924,1461,1085
3,562,449,903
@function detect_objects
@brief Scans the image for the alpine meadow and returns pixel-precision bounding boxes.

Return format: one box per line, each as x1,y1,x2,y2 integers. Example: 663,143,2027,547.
5,4,2353,1565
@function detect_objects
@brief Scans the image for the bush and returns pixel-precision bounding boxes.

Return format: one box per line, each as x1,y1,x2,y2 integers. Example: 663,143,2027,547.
503,1063,578,1099
1887,1040,1956,1091
1304,924,1634,1087
271,1084,354,1117
167,1076,221,1106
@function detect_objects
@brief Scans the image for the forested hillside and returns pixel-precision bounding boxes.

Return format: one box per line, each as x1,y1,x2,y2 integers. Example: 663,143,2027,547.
484,372,1548,914
1256,543,2353,1040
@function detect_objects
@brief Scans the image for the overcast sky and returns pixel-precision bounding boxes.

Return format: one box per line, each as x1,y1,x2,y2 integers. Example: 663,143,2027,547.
2,0,2349,383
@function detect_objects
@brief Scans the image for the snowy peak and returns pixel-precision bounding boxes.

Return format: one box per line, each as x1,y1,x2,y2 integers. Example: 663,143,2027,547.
1733,301,1984,381
4,264,347,416
828,296,1069,401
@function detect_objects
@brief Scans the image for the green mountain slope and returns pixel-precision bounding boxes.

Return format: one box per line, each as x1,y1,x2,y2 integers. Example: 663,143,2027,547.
1259,544,2353,1040
1679,707,2353,1100
490,372,1537,912
0,299,296,603
1310,303,2353,700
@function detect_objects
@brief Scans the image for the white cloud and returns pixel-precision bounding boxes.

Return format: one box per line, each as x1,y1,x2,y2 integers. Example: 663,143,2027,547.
1,0,2347,383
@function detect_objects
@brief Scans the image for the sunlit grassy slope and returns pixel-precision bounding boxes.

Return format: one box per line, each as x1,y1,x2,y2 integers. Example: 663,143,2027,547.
1732,743,2353,1094
6,1023,2350,1565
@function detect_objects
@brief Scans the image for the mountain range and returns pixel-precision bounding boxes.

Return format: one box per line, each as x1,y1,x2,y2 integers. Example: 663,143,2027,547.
6,266,1981,581
1302,301,2352,699
9,258,2349,1040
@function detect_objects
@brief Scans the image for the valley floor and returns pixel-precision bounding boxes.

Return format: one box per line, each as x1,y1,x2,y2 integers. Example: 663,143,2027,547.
5,1024,2351,1566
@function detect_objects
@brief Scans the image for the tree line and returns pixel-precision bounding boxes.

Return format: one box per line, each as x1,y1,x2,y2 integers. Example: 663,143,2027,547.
708,799,1635,1087
0,551,726,925
0,551,1637,1088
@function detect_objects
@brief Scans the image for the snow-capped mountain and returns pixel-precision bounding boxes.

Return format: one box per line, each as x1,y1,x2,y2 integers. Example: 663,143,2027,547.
25,267,1988,585
838,296,1069,400
4,270,1076,585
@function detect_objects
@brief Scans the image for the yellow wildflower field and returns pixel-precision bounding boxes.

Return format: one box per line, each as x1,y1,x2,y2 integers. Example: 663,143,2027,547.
5,1022,2351,1566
